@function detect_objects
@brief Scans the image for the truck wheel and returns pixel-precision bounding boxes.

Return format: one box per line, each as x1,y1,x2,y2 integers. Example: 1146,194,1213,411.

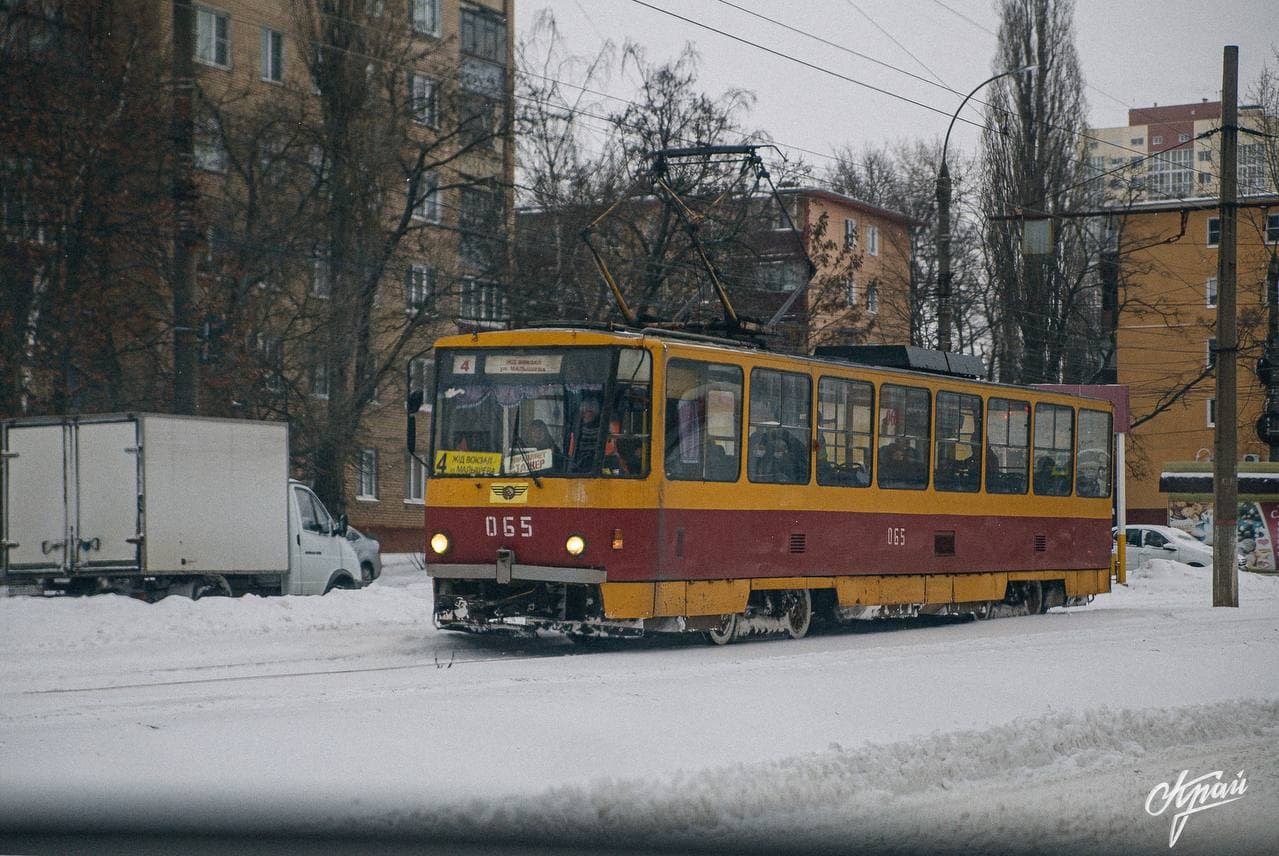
323,575,356,595
192,576,231,600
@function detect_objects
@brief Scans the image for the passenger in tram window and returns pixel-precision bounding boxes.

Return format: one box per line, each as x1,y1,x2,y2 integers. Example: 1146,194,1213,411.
816,433,833,481
568,396,602,472
1034,456,1056,494
525,419,564,470
880,437,912,484
704,442,736,481
602,418,641,475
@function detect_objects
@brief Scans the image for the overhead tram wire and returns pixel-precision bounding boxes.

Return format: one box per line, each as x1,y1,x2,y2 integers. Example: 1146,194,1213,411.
839,0,949,88
627,0,984,129
220,1,1238,206
198,4,859,186
66,3,1248,276
685,0,1233,196
252,0,1247,202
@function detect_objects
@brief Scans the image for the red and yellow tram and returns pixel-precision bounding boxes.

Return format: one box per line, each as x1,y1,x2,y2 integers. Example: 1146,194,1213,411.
419,326,1113,642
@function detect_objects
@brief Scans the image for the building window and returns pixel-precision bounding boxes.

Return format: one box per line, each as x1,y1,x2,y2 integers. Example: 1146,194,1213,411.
844,217,857,249
1130,137,1144,146
1178,133,1190,143
1207,398,1216,427
410,74,438,127
406,263,435,312
1207,216,1220,247
866,281,879,314
409,356,434,410
260,27,283,82
1146,148,1193,198
459,184,502,271
311,356,330,399
406,451,427,501
411,173,440,223
195,6,230,68
459,90,501,148
194,117,226,173
1152,135,1163,146
411,0,440,36
866,224,878,256
1267,213,1279,245
1206,276,1218,307
356,449,378,499
1198,149,1212,162
1240,144,1267,194
310,252,331,298
843,277,856,307
461,2,506,65
760,260,806,293
460,278,507,323
359,359,381,404
252,333,284,393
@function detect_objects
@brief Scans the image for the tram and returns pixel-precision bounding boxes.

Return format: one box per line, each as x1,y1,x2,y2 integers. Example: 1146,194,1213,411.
414,325,1114,643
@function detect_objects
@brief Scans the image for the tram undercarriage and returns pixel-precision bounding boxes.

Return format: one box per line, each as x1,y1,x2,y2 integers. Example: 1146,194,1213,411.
432,576,1095,642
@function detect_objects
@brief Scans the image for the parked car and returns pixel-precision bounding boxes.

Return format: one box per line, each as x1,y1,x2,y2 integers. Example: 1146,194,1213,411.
1113,524,1217,568
346,525,382,583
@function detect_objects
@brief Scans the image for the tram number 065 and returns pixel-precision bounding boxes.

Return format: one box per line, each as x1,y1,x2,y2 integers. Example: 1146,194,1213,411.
887,527,906,547
485,515,533,538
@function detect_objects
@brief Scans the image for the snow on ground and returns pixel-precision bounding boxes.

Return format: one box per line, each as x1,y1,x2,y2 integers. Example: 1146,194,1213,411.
1,557,1277,854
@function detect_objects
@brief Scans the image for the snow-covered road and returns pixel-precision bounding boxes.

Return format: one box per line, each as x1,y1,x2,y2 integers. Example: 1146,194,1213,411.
2,558,1277,854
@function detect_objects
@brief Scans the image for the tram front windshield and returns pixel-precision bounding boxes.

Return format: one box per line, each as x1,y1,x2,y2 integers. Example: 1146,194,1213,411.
431,346,651,478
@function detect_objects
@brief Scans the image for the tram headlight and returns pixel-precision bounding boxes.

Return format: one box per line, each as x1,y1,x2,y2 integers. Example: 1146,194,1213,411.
565,534,586,556
429,532,451,556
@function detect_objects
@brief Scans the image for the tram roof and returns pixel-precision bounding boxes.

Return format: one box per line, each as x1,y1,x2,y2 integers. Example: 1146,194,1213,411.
433,325,1118,410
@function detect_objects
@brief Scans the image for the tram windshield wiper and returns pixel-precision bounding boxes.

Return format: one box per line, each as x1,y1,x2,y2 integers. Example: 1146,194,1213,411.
508,409,542,488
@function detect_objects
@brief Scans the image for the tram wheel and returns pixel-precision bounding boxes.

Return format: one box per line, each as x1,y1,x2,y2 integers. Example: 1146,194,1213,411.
1021,581,1045,615
705,613,739,646
783,589,812,639
973,601,994,620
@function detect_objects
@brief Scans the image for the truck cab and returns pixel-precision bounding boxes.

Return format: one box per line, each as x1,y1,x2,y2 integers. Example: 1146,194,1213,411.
287,479,362,595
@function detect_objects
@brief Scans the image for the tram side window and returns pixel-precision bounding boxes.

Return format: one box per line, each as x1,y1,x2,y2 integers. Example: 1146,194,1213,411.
1076,409,1113,497
748,368,812,484
599,348,652,478
664,359,742,482
1033,403,1075,496
934,391,982,492
877,384,930,490
816,377,873,487
986,397,1030,494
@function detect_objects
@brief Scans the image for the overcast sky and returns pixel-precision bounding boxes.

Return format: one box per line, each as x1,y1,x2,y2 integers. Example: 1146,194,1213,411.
515,0,1276,177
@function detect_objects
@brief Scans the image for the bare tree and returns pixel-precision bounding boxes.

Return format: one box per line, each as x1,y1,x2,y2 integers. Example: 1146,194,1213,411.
1245,47,1279,198
827,141,986,356
515,32,775,327
194,0,511,511
512,11,624,322
979,0,1103,384
0,0,171,416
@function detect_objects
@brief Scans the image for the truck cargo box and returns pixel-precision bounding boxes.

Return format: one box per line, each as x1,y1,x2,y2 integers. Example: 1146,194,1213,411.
2,414,289,578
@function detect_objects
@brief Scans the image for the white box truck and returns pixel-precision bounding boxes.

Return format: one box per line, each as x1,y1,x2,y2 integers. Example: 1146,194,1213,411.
0,414,363,598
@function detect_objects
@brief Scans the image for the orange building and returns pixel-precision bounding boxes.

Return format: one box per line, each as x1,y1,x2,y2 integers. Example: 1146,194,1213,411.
1114,197,1279,522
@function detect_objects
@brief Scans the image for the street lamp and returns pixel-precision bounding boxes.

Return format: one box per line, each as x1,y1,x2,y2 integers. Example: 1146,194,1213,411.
935,64,1036,353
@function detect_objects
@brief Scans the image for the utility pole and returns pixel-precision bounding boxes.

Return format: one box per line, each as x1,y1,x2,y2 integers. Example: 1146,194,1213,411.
171,0,199,414
1213,45,1239,608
